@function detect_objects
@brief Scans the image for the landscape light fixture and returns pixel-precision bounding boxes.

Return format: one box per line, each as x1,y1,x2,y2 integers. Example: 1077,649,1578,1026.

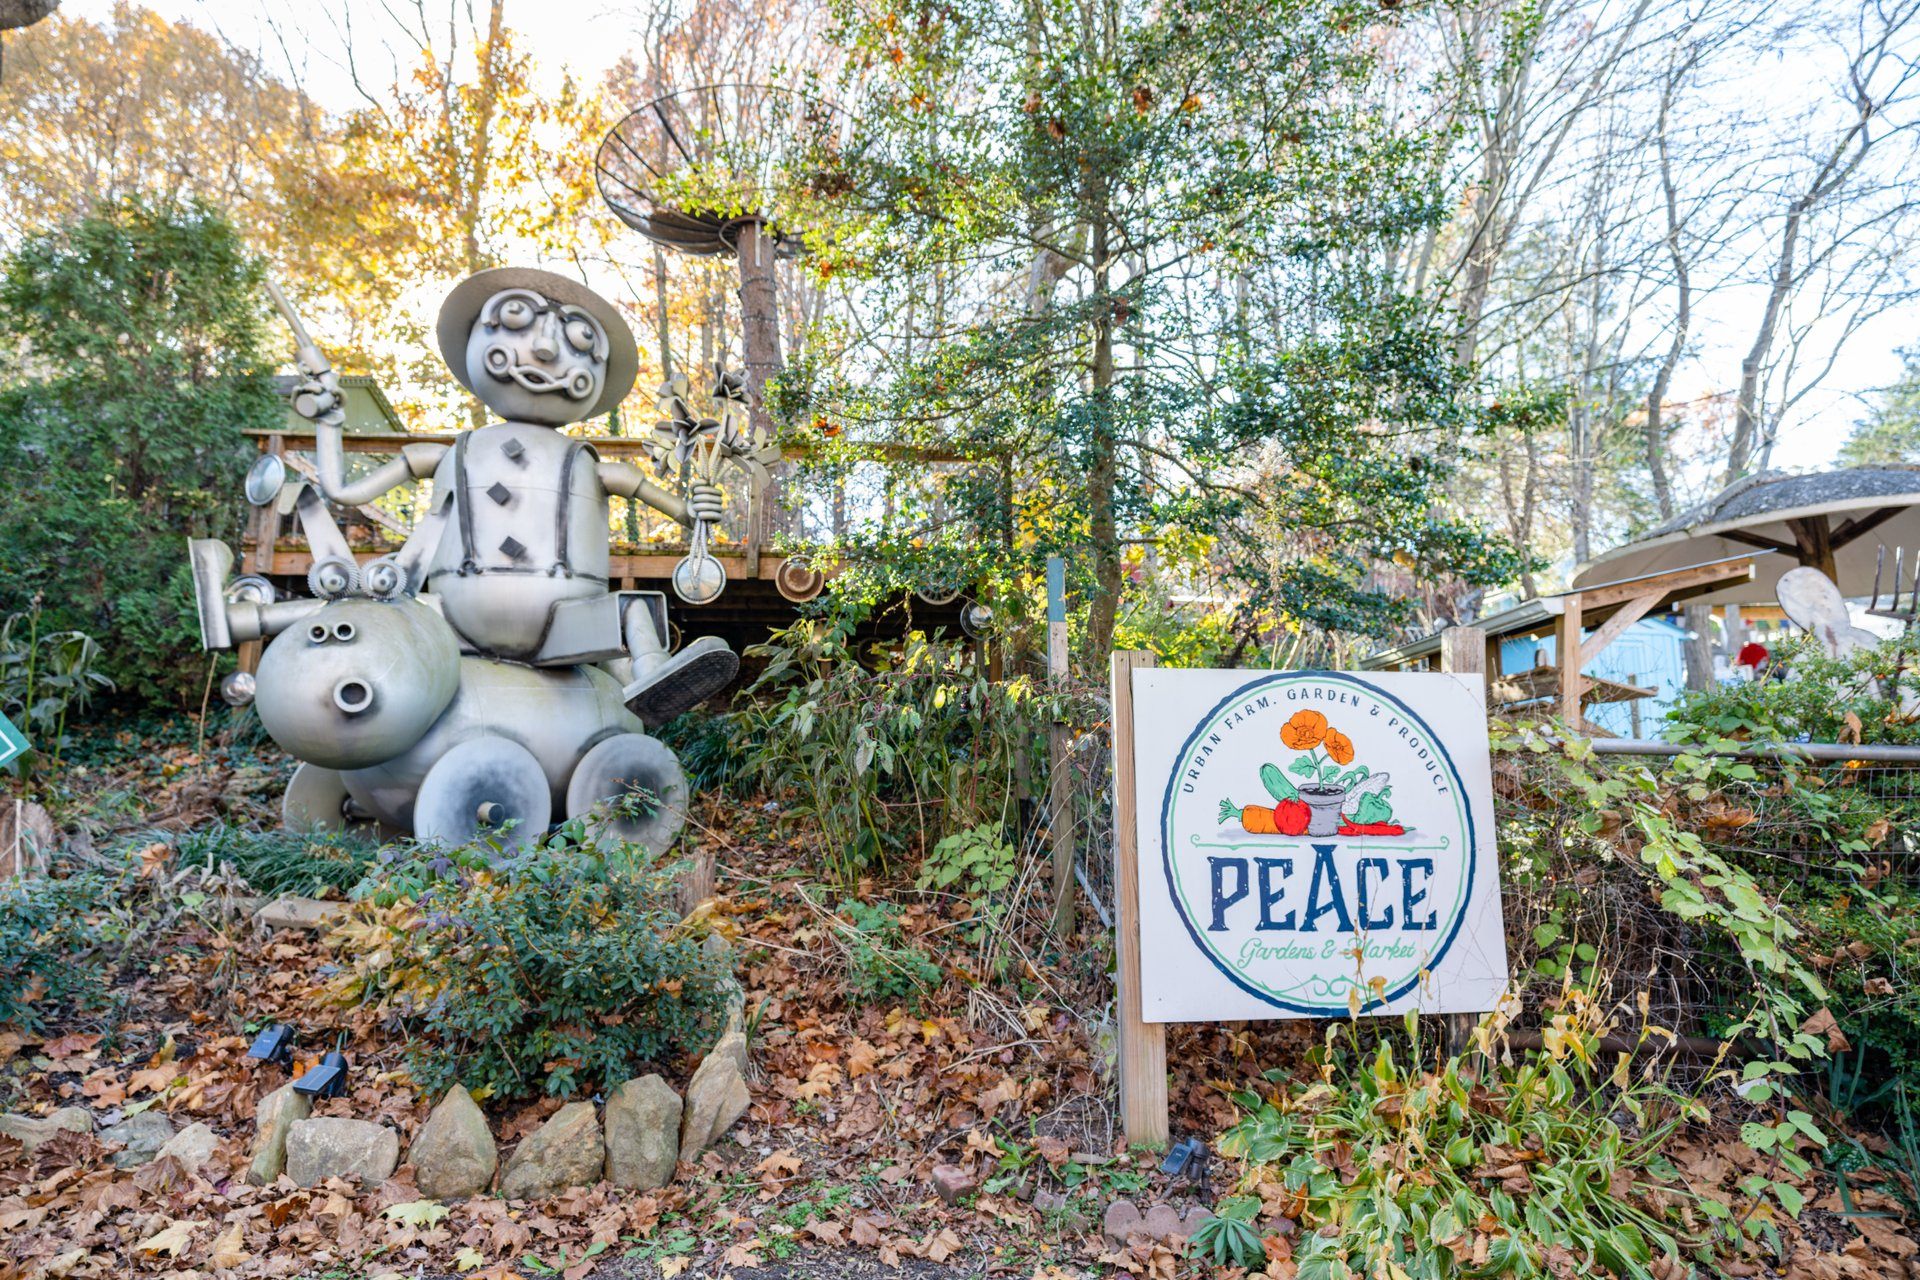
245,1024,296,1069
291,1035,350,1099
1160,1136,1212,1197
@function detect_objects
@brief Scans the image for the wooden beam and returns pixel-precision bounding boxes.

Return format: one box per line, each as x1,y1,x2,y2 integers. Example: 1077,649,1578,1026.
1830,504,1905,550
1720,529,1798,556
1109,649,1168,1150
1577,588,1662,669
1575,556,1756,612
1788,515,1837,579
1557,594,1584,728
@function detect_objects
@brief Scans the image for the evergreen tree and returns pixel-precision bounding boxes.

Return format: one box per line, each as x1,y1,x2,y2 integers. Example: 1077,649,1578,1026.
786,0,1529,661
0,199,273,705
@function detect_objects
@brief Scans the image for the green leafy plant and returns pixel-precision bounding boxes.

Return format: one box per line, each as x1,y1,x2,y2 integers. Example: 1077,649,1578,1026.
836,898,943,1009
168,824,377,898
331,826,729,1100
0,871,121,1033
916,823,1017,945
0,608,112,772
1218,1015,1717,1278
734,620,1067,883
1186,1195,1266,1269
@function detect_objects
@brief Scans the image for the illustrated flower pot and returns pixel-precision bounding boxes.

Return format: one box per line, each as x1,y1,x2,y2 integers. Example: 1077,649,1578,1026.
1298,784,1349,837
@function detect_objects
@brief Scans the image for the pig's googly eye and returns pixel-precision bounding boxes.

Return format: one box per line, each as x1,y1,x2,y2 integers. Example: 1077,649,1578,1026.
331,621,357,642
564,318,597,353
499,298,534,329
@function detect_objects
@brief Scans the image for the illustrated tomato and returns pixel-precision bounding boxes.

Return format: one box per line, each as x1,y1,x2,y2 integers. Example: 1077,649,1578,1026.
1274,798,1311,836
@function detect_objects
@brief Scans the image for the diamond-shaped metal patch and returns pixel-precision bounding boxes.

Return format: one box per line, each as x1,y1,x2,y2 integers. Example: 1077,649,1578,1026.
498,536,527,560
487,481,512,506
499,437,526,461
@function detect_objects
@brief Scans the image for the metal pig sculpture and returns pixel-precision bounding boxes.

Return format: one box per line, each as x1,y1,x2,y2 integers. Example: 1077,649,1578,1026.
254,596,685,852
187,269,742,851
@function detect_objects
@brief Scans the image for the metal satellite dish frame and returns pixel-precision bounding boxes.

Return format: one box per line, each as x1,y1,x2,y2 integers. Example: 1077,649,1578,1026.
596,83,853,576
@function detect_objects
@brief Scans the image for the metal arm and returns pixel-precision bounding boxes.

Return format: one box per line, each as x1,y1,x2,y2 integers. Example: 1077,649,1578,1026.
600,461,692,525
265,277,440,506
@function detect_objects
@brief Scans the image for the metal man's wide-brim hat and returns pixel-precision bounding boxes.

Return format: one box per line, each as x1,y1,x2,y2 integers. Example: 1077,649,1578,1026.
437,267,639,421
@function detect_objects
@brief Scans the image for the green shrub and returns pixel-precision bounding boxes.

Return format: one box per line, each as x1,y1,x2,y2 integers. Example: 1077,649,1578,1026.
1664,632,1920,747
1217,1017,1744,1277
0,872,120,1034
338,832,729,1100
652,707,753,798
169,824,377,899
733,620,1069,883
0,198,271,707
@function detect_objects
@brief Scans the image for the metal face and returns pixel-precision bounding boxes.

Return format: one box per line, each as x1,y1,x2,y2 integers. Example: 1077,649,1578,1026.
464,289,608,426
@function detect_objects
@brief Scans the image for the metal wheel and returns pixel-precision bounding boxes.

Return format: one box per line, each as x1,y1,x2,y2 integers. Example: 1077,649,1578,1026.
566,733,688,855
414,737,552,852
283,762,352,832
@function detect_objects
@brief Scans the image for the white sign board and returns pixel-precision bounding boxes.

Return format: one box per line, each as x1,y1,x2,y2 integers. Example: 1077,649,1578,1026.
1131,668,1508,1021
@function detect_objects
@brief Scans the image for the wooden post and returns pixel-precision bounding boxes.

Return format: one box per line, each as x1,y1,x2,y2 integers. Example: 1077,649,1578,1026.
237,432,285,675
1682,603,1713,691
1109,649,1168,1149
1437,627,1484,1063
1557,594,1585,730
1046,557,1077,941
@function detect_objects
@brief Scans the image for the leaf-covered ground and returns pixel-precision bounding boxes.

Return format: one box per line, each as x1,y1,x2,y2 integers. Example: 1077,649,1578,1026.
3,732,1919,1280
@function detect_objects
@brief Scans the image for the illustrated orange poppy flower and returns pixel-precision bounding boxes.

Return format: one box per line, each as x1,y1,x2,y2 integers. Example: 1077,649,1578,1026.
1281,709,1327,750
1324,729,1354,766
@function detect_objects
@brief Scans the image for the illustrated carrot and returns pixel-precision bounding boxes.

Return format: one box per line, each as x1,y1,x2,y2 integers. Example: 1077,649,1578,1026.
1222,798,1280,833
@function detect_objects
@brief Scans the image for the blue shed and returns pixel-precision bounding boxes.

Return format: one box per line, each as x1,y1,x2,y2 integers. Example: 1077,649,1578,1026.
1497,616,1690,738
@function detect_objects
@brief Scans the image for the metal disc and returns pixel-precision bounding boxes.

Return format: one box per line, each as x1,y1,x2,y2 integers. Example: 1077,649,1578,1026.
414,737,552,852
284,762,352,832
776,556,824,603
245,454,286,506
673,553,727,605
566,733,689,854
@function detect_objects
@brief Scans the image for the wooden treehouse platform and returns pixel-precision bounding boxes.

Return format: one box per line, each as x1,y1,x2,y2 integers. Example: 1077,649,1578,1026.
237,427,981,677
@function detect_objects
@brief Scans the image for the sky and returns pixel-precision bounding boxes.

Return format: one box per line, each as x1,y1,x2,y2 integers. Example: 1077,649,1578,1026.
62,0,1920,474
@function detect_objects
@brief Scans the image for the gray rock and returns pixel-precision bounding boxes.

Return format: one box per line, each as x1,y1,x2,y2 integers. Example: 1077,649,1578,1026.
285,1116,399,1188
1102,1198,1209,1245
246,1083,311,1186
603,1075,680,1191
0,1106,91,1152
710,1028,750,1077
255,896,345,931
1103,1197,1144,1244
410,1085,497,1201
157,1121,219,1174
101,1110,175,1169
679,1049,750,1157
500,1102,602,1201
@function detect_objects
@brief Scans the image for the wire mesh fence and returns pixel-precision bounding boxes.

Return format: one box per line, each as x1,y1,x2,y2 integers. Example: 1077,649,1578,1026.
1039,707,1919,1042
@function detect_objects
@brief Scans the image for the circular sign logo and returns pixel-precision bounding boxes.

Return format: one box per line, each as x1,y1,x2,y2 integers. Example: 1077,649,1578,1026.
1157,672,1477,1015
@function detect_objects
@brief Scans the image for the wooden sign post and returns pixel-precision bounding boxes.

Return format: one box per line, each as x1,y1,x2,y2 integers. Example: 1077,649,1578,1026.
1108,650,1168,1149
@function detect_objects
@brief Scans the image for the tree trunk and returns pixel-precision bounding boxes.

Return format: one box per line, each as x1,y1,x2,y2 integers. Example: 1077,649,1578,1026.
1086,215,1121,663
734,218,786,548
